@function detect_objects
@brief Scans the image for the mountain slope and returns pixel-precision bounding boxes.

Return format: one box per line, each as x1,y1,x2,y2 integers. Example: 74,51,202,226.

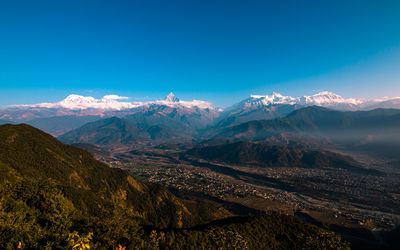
0,124,194,228
125,103,218,133
59,117,193,148
187,141,381,175
215,103,300,128
215,106,400,137
212,106,400,161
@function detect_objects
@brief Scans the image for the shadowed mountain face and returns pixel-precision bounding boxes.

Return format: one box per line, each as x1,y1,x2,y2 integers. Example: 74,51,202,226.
284,106,400,134
211,107,400,160
124,104,218,133
0,124,194,229
215,104,301,129
186,141,382,175
58,116,193,148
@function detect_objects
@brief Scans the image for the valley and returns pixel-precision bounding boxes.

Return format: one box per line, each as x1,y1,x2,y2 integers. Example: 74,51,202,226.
104,147,400,231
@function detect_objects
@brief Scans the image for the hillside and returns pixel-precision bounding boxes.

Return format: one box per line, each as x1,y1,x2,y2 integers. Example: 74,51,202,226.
59,117,193,148
215,103,300,128
187,141,382,175
124,103,218,132
212,107,400,161
0,124,198,247
71,142,113,161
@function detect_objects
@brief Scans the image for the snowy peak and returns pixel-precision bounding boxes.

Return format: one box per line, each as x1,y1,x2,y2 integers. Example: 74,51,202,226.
165,92,180,103
244,91,400,110
39,94,139,110
6,91,400,114
227,91,376,112
247,91,363,109
62,94,96,104
298,91,363,107
271,92,283,97
250,92,297,106
9,93,213,111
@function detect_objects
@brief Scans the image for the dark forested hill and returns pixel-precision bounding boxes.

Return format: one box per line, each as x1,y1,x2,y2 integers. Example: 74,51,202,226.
211,107,400,161
187,141,382,175
0,124,198,248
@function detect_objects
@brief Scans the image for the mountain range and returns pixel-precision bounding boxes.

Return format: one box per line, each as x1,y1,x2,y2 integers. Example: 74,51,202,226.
3,91,400,122
1,91,400,134
2,91,400,164
59,116,194,148
209,106,400,163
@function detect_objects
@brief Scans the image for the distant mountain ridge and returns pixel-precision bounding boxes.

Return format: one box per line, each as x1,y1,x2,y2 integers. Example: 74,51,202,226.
186,141,382,175
2,92,400,146
56,105,400,162
1,93,219,136
215,103,301,129
3,91,400,123
211,106,400,162
59,117,194,148
243,91,363,110
222,91,400,118
7,92,213,113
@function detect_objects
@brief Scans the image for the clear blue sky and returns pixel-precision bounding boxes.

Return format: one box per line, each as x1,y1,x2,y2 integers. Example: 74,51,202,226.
1,0,400,107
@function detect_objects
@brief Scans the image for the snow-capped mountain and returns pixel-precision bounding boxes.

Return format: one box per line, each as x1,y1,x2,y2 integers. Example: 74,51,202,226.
9,92,213,111
297,91,363,108
0,93,219,135
213,91,400,128
228,91,400,112
242,91,363,111
164,92,180,103
248,92,298,106
152,93,213,109
8,94,140,111
2,91,400,126
216,93,302,128
57,94,140,110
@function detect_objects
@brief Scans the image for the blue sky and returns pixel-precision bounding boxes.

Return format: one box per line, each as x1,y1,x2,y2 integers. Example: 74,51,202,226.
1,0,400,107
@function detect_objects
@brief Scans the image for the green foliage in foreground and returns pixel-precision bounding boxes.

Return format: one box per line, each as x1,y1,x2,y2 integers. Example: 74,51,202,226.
142,216,350,250
0,176,349,249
